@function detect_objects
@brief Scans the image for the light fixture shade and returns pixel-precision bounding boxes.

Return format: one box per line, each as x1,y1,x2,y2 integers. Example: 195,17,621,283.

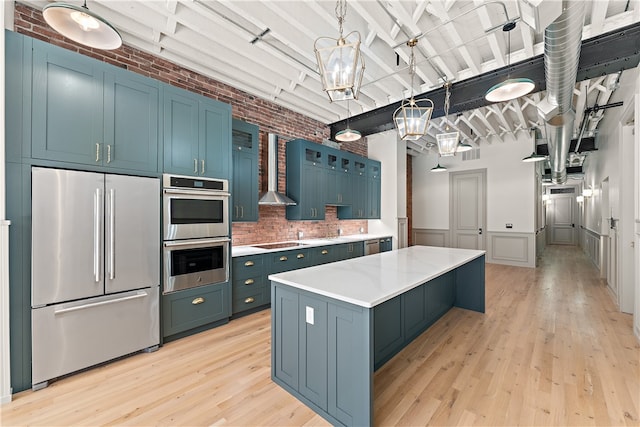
522,152,546,162
315,31,365,102
457,141,473,152
485,78,535,103
393,98,433,140
43,3,122,50
430,163,447,173
335,128,361,142
436,131,460,157
576,195,584,203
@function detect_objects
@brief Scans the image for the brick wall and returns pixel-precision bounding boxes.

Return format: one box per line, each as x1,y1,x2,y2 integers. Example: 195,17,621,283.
14,2,368,246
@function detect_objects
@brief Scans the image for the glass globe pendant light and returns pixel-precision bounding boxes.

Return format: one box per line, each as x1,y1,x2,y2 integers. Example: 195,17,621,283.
436,82,460,157
42,0,122,50
393,39,434,141
314,0,365,102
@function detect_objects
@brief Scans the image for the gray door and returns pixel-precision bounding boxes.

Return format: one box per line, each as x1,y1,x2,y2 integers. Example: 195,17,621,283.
32,167,105,306
550,195,576,245
450,170,486,250
105,175,160,294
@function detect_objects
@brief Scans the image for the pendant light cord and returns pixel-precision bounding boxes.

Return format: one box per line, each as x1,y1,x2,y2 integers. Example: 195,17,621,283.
335,0,347,39
443,82,451,131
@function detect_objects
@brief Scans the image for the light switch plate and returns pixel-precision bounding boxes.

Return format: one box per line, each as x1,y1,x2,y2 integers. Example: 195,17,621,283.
306,306,314,325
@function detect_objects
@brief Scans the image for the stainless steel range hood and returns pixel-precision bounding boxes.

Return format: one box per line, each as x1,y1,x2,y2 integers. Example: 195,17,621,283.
258,133,297,206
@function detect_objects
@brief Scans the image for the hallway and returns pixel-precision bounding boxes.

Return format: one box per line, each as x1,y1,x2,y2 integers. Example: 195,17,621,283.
1,245,638,426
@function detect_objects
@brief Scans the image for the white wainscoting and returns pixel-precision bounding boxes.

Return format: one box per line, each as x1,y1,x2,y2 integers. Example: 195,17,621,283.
582,227,601,270
486,232,536,268
412,228,449,247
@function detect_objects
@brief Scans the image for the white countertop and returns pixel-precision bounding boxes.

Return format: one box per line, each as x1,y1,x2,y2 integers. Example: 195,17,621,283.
268,246,485,308
232,234,391,257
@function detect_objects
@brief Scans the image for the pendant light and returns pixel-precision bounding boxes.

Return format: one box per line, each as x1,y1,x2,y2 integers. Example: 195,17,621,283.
335,100,361,142
436,82,459,157
43,1,122,50
522,128,546,162
393,39,434,141
457,141,473,152
430,156,447,173
485,21,534,103
314,0,365,102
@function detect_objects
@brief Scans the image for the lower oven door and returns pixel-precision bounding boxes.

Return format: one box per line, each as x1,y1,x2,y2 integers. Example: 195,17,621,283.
163,237,230,294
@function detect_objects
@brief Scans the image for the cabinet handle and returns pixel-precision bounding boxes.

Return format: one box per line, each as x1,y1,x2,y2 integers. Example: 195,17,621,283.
244,278,254,285
279,256,288,261
95,143,100,162
321,250,328,255
192,297,205,305
201,159,205,175
244,260,254,267
107,144,112,163
244,297,255,304
296,253,304,259
240,206,244,218
194,159,198,174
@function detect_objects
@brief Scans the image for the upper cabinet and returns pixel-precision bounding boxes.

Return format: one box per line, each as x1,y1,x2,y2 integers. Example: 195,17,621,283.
232,119,259,222
31,40,159,172
286,139,382,221
163,84,231,179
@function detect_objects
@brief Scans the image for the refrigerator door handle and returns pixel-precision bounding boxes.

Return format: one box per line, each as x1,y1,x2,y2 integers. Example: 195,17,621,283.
94,188,102,283
54,291,148,315
108,188,115,280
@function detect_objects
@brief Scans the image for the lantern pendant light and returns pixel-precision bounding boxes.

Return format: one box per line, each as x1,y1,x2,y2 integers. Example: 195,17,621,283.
43,0,122,50
485,21,534,103
314,0,365,102
393,39,434,141
436,82,460,157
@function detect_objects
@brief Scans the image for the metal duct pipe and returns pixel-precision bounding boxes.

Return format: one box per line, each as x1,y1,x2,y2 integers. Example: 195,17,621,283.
537,0,585,184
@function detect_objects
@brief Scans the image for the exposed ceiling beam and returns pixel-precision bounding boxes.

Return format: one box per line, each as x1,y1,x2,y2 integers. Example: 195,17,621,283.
330,21,640,139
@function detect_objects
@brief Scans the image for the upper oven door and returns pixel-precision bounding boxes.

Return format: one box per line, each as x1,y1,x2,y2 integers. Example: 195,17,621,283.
163,188,229,240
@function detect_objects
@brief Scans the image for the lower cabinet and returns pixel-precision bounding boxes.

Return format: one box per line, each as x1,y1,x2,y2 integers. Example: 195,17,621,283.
162,282,230,338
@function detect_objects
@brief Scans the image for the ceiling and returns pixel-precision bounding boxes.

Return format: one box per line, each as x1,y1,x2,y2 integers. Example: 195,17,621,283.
22,0,640,154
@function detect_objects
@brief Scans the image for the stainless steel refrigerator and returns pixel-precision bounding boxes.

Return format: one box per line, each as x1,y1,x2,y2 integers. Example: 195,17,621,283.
31,167,160,389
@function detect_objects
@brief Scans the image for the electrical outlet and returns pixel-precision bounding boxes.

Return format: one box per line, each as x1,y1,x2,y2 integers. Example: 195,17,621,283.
298,231,304,239
506,223,513,229
306,306,314,325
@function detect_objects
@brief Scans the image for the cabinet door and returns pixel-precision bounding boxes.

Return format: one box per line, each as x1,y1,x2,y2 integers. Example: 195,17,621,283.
273,285,300,390
32,43,103,165
299,294,328,410
367,161,381,219
304,165,325,219
163,86,200,176
103,71,159,172
162,282,230,337
232,119,259,222
426,272,455,325
200,99,232,179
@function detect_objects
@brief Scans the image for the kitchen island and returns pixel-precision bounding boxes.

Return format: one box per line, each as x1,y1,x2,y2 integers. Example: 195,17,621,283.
269,245,485,427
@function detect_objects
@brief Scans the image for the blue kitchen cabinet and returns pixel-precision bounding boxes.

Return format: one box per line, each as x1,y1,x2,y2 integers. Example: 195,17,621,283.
368,160,382,219
163,84,231,179
426,271,455,325
31,39,159,172
325,151,352,205
380,236,393,252
346,241,364,258
268,248,312,274
232,254,267,315
232,119,259,222
310,245,341,265
286,140,326,220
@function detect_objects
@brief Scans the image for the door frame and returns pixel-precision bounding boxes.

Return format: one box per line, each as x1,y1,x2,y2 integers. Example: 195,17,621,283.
449,169,487,250
546,185,579,246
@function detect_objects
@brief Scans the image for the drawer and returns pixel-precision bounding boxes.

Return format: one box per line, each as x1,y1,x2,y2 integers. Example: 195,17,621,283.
162,282,230,337
268,249,310,274
232,286,269,314
310,245,341,265
232,255,264,279
232,274,265,291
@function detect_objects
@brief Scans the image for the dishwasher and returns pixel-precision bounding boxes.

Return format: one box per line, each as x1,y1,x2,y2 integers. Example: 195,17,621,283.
364,239,380,255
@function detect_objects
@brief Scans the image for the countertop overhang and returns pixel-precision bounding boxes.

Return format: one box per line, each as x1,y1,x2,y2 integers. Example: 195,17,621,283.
269,245,485,308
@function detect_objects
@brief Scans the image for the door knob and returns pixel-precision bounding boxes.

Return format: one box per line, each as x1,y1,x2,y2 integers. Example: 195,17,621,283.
478,228,483,235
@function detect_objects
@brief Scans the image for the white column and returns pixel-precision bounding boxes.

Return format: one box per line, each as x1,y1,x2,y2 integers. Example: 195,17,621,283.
1,0,12,404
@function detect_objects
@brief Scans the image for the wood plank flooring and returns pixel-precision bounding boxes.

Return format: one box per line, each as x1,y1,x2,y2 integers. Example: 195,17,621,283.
1,245,638,426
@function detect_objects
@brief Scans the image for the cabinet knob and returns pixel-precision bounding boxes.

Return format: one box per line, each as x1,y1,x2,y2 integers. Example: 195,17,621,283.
244,297,255,304
279,256,288,261
321,250,328,255
297,253,305,259
244,278,254,285
192,297,205,305
244,261,254,267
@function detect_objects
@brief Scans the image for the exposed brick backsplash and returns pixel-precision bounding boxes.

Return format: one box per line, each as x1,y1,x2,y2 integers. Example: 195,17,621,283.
14,2,368,245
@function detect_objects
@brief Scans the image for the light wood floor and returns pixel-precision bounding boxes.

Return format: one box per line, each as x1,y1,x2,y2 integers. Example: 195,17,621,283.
1,245,638,426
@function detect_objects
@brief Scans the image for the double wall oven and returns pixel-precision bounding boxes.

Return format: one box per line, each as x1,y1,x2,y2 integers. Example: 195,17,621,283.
162,174,230,294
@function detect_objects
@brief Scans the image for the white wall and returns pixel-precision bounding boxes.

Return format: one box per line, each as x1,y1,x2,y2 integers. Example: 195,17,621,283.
413,133,536,233
367,130,407,248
